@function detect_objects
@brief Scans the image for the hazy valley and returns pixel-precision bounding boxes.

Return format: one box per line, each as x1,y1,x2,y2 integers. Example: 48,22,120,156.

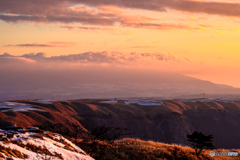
1,70,240,101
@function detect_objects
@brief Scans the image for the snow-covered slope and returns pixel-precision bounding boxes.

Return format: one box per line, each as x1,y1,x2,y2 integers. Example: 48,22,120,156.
0,130,94,160
0,101,46,112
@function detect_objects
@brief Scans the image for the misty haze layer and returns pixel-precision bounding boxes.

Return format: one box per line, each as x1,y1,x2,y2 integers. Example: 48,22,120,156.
1,64,240,100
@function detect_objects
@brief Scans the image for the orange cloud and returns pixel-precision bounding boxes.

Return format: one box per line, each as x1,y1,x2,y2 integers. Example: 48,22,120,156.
129,46,155,49
3,42,76,48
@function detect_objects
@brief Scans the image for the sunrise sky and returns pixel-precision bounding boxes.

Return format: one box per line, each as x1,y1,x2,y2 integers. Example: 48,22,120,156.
1,0,240,88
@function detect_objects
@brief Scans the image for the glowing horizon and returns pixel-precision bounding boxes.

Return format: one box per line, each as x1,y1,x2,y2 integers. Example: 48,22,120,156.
1,0,240,88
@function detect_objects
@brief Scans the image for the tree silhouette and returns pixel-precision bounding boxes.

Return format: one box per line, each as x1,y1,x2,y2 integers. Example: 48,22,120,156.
70,122,84,144
78,126,132,159
187,131,215,158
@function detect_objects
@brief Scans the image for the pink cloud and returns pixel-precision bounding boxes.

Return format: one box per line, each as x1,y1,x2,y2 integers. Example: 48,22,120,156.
0,52,191,64
0,0,237,30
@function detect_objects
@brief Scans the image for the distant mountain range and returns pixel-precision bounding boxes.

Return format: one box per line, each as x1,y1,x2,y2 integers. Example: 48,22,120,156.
0,69,240,100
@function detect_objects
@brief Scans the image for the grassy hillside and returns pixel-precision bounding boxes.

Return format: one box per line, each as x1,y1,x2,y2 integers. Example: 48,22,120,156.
77,138,240,160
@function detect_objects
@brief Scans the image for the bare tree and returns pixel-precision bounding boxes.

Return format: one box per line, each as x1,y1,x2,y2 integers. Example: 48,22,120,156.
81,126,132,159
70,122,84,144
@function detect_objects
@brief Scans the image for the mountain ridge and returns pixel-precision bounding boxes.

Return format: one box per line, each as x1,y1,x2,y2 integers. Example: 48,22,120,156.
1,98,240,149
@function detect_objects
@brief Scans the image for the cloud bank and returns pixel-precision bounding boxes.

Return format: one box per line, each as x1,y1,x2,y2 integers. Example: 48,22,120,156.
3,42,76,48
1,0,240,17
0,52,190,64
0,0,239,30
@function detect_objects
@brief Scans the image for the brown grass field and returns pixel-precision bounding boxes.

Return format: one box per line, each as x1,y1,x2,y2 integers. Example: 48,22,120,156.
76,138,240,160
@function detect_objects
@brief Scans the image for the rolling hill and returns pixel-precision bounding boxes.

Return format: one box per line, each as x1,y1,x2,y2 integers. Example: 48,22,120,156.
1,98,240,149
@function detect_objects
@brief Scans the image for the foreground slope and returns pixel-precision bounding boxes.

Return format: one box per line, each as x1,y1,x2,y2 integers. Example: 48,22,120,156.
0,129,94,160
1,99,240,149
85,138,239,160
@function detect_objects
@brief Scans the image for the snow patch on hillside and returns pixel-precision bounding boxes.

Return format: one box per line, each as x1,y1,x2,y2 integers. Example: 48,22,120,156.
0,130,94,160
30,100,56,104
100,101,118,104
100,99,164,106
0,102,46,112
176,99,196,103
176,98,240,103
